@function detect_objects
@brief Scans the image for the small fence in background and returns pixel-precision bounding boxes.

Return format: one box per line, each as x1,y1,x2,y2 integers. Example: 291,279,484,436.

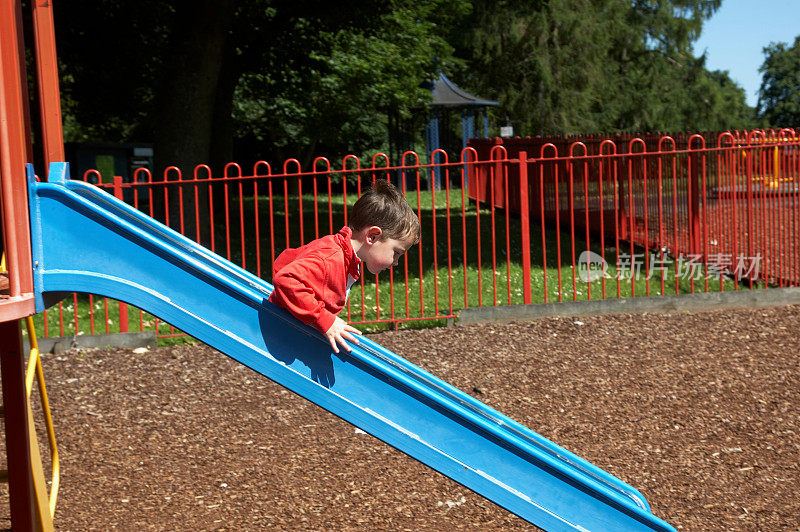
469,129,800,295
33,128,800,341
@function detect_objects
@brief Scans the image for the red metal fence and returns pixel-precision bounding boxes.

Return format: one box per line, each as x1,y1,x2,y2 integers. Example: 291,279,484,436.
469,129,800,294
34,128,800,340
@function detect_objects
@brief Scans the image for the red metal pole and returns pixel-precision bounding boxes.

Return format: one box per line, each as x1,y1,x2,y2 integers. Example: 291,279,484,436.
672,152,680,294
312,173,319,239
254,178,261,276
112,176,129,332
297,174,304,245
614,154,621,298
238,174,246,268
88,293,95,334
700,150,709,292
641,152,650,297
763,145,770,284
374,173,382,322
716,147,724,292
731,142,739,291
779,144,787,286
503,161,512,304
0,320,36,531
598,152,606,299
415,169,424,316
746,140,754,289
0,0,35,301
794,140,799,286
344,169,352,322
460,168,468,308
554,159,563,302
32,0,65,165
267,178,275,271
431,164,440,315
72,292,78,332
567,157,576,301
326,170,334,235
162,169,171,228
401,170,410,318
518,152,532,304
583,155,591,300
687,152,698,293
627,153,636,297
356,173,365,322
767,143,775,285
475,167,483,307
208,171,216,252
540,160,549,302
489,158,497,305
225,171,232,260
657,149,665,295
446,162,454,313
193,169,201,244
178,171,185,236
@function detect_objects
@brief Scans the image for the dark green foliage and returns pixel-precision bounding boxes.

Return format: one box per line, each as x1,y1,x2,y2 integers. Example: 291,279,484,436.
231,1,468,164
758,35,800,127
50,0,757,170
450,0,755,136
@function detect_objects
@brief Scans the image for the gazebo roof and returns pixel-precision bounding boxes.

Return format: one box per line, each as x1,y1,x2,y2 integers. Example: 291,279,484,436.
426,73,499,108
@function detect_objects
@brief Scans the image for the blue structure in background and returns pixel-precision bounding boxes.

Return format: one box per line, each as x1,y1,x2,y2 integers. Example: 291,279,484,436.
423,74,498,189
27,162,678,532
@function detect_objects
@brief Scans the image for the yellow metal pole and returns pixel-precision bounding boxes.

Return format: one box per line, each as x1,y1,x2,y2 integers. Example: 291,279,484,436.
26,398,53,531
26,315,59,517
23,316,58,528
774,145,780,186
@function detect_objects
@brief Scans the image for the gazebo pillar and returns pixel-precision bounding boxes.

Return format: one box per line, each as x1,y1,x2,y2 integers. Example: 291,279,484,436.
461,109,474,151
417,73,499,190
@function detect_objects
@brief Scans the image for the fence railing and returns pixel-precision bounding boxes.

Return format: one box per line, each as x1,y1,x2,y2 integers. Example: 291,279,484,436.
33,128,800,340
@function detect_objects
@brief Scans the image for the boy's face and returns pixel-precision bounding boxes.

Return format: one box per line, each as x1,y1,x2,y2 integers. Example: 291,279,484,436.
361,232,415,275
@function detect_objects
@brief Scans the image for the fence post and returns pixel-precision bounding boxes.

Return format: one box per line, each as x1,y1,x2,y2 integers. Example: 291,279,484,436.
617,158,627,241
519,152,532,304
689,152,701,256
745,143,754,289
112,175,129,333
493,154,503,209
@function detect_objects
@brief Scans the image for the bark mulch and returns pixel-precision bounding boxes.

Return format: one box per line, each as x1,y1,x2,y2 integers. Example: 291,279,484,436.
1,305,798,530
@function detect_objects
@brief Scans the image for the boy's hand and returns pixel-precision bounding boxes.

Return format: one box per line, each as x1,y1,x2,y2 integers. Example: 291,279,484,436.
325,316,362,353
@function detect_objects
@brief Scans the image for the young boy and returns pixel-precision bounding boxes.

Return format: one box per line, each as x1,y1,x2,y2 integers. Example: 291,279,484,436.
268,180,421,353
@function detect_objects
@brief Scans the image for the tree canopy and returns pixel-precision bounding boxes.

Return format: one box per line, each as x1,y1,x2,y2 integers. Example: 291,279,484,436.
45,0,757,171
758,35,800,127
451,0,755,135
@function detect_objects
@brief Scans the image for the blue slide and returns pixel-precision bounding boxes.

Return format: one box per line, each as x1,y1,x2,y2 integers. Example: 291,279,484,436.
27,163,677,532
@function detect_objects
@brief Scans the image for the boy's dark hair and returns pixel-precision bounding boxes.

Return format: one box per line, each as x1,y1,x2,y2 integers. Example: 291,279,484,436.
350,179,421,243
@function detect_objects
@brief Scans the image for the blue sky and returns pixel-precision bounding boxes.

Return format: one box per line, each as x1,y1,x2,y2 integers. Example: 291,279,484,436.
693,0,800,108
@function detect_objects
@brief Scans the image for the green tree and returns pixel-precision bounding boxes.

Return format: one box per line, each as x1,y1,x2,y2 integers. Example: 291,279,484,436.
450,0,752,136
50,0,756,172
758,35,800,127
52,0,468,171
231,1,468,166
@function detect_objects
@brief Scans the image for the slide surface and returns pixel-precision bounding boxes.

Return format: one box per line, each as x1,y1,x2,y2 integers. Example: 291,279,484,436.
27,163,677,532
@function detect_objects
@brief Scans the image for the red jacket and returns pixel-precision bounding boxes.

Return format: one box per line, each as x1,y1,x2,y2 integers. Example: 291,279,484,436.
268,226,361,333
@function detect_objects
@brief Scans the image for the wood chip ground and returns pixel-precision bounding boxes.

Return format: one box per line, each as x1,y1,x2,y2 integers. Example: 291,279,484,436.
1,305,798,530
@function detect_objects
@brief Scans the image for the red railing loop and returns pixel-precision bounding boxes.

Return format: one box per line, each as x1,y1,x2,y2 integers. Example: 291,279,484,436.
253,160,272,177
223,162,243,179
